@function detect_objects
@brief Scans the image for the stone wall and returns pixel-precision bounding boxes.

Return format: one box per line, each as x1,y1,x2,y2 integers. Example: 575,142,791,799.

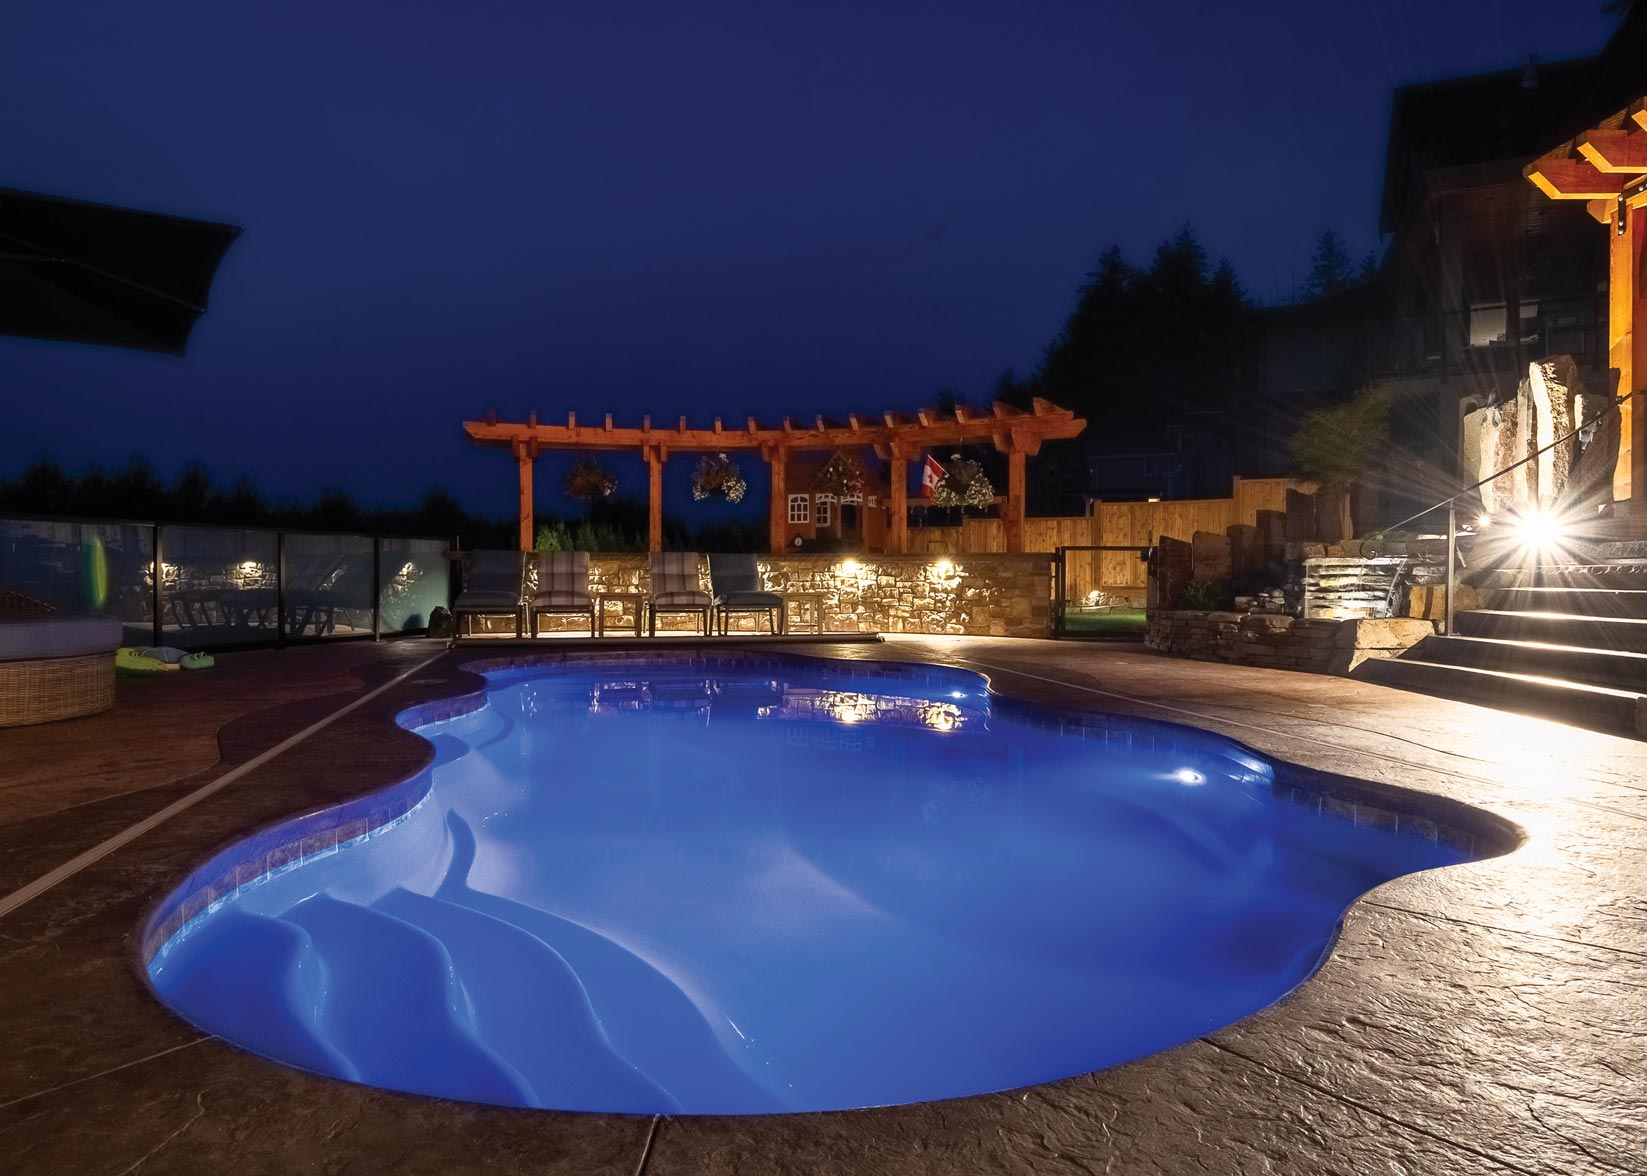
466,552,1052,637
1146,611,1433,674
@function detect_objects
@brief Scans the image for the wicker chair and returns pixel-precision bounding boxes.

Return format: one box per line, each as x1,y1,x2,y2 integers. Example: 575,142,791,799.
645,552,711,637
0,589,123,726
529,551,595,637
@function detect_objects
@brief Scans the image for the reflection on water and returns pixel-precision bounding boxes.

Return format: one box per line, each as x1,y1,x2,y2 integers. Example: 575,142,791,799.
518,673,984,733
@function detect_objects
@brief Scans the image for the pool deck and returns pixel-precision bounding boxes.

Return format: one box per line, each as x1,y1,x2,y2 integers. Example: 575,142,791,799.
1,635,1642,1175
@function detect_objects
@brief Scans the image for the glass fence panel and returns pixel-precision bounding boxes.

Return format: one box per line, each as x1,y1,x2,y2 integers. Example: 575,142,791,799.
1,519,156,645
378,538,449,633
283,533,375,640
159,527,280,648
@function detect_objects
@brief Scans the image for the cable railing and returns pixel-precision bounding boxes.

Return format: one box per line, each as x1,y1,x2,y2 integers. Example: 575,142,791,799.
1369,387,1638,634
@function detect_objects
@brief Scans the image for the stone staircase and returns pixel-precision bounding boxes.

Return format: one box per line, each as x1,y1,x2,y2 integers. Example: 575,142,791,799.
1357,563,1647,739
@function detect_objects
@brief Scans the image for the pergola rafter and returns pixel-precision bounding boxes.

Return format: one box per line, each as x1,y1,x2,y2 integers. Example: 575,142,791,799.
464,398,1086,553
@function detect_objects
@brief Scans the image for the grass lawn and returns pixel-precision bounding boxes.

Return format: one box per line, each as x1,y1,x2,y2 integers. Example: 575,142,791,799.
1061,608,1147,637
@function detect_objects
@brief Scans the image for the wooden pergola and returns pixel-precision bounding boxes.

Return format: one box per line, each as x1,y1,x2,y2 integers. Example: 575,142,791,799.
1526,95,1647,504
464,398,1086,554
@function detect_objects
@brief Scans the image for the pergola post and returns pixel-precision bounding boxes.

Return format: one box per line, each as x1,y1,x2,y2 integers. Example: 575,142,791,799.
514,440,535,552
1611,205,1645,504
1004,449,1027,553
646,445,665,553
765,445,787,554
888,453,909,554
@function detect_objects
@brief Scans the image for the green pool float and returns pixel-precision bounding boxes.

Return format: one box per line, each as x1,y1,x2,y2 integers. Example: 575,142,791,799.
117,646,216,675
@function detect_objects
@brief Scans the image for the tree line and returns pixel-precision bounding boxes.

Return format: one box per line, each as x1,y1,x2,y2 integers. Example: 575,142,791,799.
0,454,768,551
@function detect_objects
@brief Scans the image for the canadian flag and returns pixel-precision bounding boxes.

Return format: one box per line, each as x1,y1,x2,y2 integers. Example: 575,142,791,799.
920,453,945,498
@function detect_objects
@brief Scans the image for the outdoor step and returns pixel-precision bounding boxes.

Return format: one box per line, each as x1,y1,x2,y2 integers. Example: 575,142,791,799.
1454,609,1647,652
1412,634,1647,692
1483,586,1647,618
1357,657,1644,738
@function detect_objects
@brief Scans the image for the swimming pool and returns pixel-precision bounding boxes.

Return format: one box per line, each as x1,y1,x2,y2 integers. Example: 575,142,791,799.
145,656,1483,1114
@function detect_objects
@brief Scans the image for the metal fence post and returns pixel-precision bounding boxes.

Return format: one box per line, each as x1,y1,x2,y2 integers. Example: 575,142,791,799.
1445,505,1457,637
372,536,382,641
152,524,164,648
276,531,287,648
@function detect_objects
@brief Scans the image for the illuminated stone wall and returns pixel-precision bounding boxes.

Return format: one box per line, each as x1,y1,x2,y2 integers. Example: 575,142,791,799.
478,552,1052,637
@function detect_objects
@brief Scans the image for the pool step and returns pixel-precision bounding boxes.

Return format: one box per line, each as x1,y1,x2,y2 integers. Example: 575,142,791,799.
282,894,535,1106
1356,656,1646,737
373,887,677,1112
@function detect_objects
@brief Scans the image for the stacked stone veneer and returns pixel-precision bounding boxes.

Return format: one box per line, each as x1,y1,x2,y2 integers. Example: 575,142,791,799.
1147,611,1433,674
468,552,1052,637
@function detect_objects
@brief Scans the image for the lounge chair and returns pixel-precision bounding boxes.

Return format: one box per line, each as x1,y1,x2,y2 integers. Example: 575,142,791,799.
529,551,595,637
645,552,710,637
452,550,523,637
708,553,785,636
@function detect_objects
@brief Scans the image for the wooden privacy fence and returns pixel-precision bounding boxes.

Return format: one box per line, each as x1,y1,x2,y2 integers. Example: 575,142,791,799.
909,476,1310,599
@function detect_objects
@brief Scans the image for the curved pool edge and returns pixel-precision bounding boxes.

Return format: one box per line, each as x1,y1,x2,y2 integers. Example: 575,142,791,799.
132,645,1529,1116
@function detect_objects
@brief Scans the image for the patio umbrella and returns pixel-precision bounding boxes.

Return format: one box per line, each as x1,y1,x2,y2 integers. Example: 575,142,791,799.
0,187,240,355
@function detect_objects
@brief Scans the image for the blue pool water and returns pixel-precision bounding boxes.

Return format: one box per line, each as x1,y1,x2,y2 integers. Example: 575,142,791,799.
147,659,1471,1114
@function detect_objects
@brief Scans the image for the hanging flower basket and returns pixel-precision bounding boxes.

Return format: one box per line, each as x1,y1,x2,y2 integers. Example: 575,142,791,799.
691,453,747,503
564,459,618,501
817,453,867,499
930,454,994,509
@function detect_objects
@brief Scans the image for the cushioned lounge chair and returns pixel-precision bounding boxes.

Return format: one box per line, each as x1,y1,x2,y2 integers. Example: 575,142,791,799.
646,552,710,637
708,553,784,636
529,551,595,637
453,550,523,637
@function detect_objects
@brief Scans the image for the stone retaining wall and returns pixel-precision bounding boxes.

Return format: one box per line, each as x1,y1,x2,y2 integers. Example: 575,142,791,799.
468,552,1052,637
1146,610,1433,674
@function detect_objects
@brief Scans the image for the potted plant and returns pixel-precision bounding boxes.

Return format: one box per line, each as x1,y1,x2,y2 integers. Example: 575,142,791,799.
691,453,747,503
930,454,995,509
817,453,867,499
563,459,618,501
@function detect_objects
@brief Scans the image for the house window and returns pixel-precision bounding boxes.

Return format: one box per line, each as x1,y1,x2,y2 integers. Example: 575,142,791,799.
840,492,863,505
866,495,879,508
815,496,833,526
787,494,810,524
1468,301,1538,348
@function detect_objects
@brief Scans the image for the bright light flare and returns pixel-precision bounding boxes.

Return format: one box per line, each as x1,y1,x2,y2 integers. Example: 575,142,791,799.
1505,508,1566,552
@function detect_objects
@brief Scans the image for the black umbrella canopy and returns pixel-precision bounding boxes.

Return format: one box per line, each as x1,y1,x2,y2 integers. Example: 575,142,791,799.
0,187,240,356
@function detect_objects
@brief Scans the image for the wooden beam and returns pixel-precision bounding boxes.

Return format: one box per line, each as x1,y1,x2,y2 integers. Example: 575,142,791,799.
1577,129,1647,175
646,446,664,553
1526,153,1628,200
515,442,534,552
1635,108,1647,133
767,447,787,554
889,455,908,554
1588,198,1617,226
1003,450,1026,553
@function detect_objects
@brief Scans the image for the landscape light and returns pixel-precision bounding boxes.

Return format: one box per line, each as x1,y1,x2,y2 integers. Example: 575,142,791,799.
1507,508,1564,551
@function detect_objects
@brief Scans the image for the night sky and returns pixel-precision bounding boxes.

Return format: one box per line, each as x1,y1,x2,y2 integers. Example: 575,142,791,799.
0,1,1621,518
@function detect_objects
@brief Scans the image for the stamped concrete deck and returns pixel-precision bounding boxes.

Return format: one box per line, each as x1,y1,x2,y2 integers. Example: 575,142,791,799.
1,636,1642,1175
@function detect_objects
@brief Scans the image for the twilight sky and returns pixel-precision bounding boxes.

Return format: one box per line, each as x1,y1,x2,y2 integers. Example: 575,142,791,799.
0,1,1622,517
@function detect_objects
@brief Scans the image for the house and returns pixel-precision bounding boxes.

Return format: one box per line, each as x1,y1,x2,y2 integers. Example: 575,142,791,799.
780,449,891,552
1256,7,1647,529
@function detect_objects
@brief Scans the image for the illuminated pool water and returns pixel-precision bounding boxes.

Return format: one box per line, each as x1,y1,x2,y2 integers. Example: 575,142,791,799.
145,659,1475,1114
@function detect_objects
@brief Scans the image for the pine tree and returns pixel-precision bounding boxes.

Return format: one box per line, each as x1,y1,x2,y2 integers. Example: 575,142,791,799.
1303,229,1356,300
